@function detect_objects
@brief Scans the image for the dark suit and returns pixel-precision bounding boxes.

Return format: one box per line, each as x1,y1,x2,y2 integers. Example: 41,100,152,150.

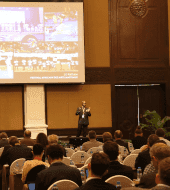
35,162,82,190
0,138,9,148
5,144,33,166
20,138,35,146
137,170,157,189
115,139,129,152
0,145,11,169
151,185,170,190
132,136,147,149
135,148,151,173
74,178,116,190
76,107,91,137
102,161,133,181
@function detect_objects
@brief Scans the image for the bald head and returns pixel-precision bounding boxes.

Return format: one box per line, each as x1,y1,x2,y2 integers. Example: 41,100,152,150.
82,101,86,107
24,130,31,138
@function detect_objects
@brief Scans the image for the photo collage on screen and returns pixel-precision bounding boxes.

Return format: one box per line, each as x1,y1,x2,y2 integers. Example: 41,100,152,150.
0,6,79,79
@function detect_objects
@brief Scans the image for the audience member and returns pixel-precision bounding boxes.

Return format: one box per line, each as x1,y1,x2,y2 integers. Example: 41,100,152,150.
74,152,116,190
20,130,35,146
135,134,159,173
137,143,170,189
22,143,49,183
114,130,129,152
0,132,9,148
103,132,113,143
48,134,66,157
1,136,33,166
132,127,147,149
155,128,170,146
35,144,82,190
82,131,103,152
102,141,133,181
152,157,170,190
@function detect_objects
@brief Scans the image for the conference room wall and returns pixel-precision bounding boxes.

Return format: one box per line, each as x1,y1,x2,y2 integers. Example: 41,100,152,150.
46,84,112,129
0,85,23,131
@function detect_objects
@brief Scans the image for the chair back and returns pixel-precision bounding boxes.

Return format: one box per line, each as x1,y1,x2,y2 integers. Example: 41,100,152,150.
84,156,92,165
62,157,71,166
87,147,103,156
27,146,33,150
9,174,23,190
65,148,75,157
10,158,26,175
70,151,90,164
140,145,147,150
25,164,47,184
105,175,135,188
119,145,129,157
123,154,138,168
130,149,141,154
0,147,4,156
47,179,79,190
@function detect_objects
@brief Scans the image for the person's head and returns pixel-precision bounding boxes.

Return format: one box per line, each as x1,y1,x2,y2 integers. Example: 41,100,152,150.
0,132,8,139
155,128,165,137
36,133,48,148
156,157,170,186
82,101,86,107
114,130,123,140
135,128,143,137
102,132,113,143
24,130,31,138
88,152,110,178
48,134,58,145
33,143,44,158
88,130,96,140
150,143,170,170
103,141,119,161
46,144,64,164
8,136,19,147
147,134,159,148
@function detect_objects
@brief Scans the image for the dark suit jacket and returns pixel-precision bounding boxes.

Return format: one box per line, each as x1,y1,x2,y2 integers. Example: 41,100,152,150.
35,162,82,190
20,138,35,146
151,185,170,190
76,107,91,125
5,144,33,166
74,178,116,190
135,148,151,173
132,136,147,149
115,139,129,152
0,145,11,169
137,170,157,189
0,139,9,148
102,161,133,181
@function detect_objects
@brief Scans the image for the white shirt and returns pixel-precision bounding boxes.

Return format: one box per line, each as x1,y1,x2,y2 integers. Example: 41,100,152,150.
157,184,170,188
159,137,170,146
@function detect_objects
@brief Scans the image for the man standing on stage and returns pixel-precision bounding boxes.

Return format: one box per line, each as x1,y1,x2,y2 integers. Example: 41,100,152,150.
76,101,91,137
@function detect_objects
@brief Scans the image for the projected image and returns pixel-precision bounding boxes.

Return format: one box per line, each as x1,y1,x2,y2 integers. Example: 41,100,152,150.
45,11,78,42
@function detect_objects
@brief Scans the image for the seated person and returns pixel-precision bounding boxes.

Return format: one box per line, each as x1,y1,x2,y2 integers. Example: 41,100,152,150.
22,143,49,183
114,130,129,152
74,152,116,190
0,132,9,148
35,144,82,190
20,130,35,146
132,127,147,149
82,130,103,152
135,134,159,173
102,141,133,181
152,157,170,190
155,128,170,146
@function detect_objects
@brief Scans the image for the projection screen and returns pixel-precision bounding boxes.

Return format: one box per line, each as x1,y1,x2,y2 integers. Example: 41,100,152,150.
0,2,84,83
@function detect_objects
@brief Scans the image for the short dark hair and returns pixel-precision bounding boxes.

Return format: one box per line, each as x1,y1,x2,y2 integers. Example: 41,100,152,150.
159,157,170,186
46,144,64,160
33,143,44,156
156,128,165,137
36,133,49,148
102,132,113,143
91,152,110,177
114,130,123,139
148,134,159,147
135,129,143,135
24,130,31,137
8,136,19,147
0,132,8,139
88,130,96,139
103,141,119,160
